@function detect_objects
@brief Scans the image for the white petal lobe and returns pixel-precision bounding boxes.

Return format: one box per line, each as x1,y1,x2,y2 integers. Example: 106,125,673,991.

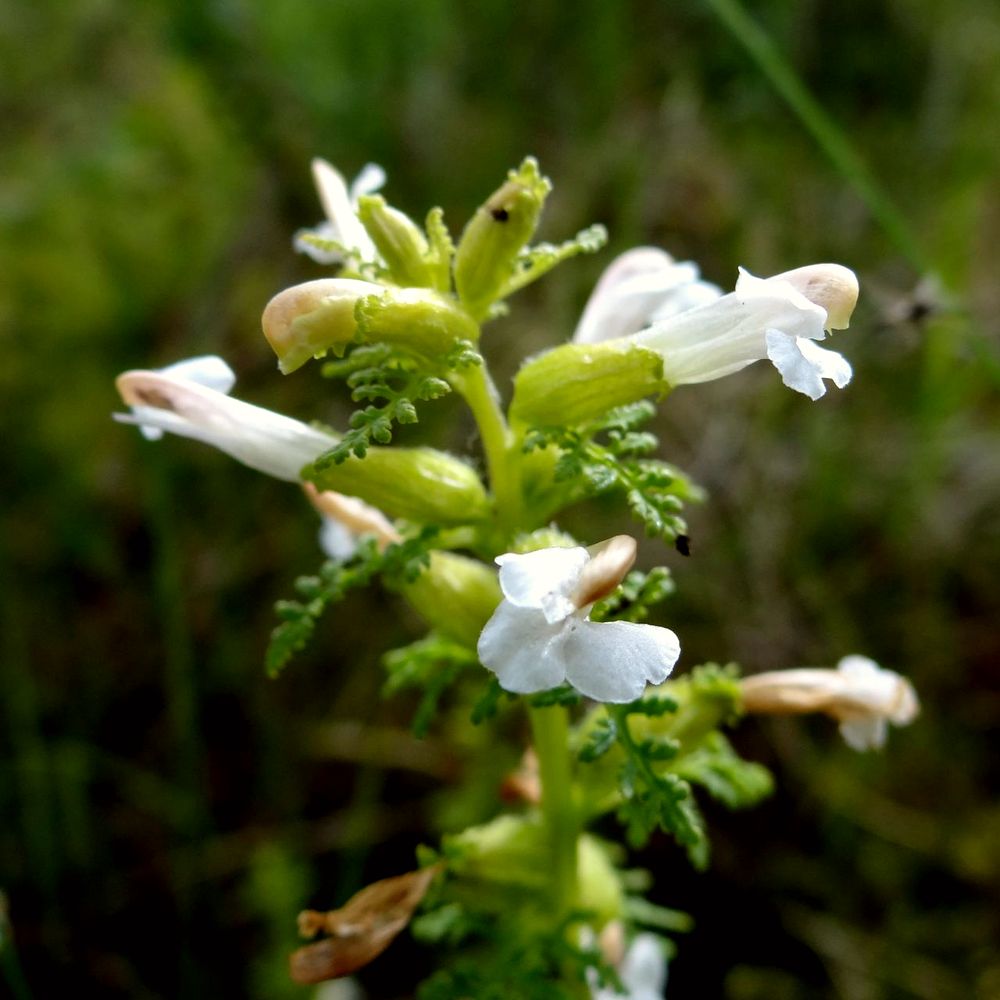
562,619,679,703
477,601,568,693
765,330,852,400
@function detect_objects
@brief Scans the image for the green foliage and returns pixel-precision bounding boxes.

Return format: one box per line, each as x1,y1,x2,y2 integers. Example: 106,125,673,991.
673,732,773,810
266,538,384,678
411,901,490,948
383,633,480,738
575,676,765,869
591,567,675,624
469,677,515,725
526,685,582,709
578,716,618,763
624,896,694,934
415,912,619,1000
312,343,473,463
608,699,706,861
502,223,608,298
524,401,703,543
425,207,456,292
266,530,438,677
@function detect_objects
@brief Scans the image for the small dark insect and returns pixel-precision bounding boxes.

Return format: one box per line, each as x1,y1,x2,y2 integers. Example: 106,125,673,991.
491,207,510,222
876,275,949,330
674,534,691,557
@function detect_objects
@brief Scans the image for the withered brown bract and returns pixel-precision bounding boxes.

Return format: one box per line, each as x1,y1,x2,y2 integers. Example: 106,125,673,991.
289,866,440,984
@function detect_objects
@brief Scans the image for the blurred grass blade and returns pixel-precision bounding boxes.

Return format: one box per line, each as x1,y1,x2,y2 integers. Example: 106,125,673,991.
703,0,929,271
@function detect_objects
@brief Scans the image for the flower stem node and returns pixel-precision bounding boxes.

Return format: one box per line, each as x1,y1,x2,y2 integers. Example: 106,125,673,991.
510,340,666,428
478,538,680,703
262,278,380,374
356,195,439,289
454,157,552,320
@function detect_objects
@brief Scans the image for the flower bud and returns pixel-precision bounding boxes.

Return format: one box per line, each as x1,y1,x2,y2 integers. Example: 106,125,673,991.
509,340,666,428
400,551,502,645
454,157,551,319
306,445,489,527
356,195,438,288
262,278,379,374
355,288,479,357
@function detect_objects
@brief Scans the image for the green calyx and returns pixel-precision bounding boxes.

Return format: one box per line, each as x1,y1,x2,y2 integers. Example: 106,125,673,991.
399,551,502,646
510,340,667,428
305,445,488,526
356,288,480,358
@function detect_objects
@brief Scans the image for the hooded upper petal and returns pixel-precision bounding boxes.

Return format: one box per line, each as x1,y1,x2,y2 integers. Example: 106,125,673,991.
129,356,237,440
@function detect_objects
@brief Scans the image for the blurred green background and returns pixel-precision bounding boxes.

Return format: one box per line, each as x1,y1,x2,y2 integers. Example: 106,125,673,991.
2,0,998,997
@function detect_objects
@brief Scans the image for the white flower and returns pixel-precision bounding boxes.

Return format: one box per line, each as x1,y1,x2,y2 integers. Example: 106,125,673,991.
294,158,386,265
740,654,919,751
115,356,336,480
591,934,668,1000
477,537,680,703
573,247,722,345
115,357,398,558
631,263,859,400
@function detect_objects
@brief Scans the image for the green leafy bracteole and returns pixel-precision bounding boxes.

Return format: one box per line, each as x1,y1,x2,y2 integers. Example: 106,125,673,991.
574,666,771,868
312,342,479,463
267,530,439,678
383,633,481,738
523,401,704,543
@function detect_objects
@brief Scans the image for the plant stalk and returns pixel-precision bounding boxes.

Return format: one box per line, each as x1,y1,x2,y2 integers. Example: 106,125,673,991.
529,704,579,917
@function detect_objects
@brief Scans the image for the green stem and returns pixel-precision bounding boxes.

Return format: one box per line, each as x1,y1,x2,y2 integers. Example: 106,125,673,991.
528,705,579,916
454,362,525,537
458,341,580,962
